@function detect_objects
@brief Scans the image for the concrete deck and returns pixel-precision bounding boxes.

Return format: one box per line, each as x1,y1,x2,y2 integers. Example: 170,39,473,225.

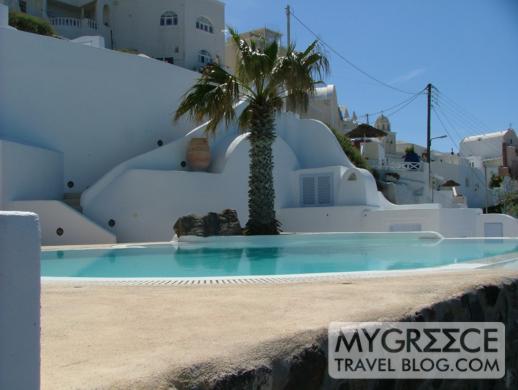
42,270,518,389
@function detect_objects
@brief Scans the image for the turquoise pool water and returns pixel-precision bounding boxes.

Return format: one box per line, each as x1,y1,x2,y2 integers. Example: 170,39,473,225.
41,233,518,279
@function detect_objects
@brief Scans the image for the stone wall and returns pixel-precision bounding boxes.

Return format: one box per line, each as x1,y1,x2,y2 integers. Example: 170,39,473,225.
171,277,518,390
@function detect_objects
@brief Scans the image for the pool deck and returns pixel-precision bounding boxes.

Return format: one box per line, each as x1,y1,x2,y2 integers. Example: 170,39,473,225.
42,269,518,389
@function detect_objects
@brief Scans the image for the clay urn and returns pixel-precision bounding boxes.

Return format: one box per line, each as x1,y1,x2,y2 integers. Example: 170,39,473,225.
186,137,211,171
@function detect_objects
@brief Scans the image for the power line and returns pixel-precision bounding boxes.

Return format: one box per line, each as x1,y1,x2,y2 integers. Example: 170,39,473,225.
385,92,423,118
432,107,461,149
433,91,504,158
289,9,417,96
433,107,488,189
358,88,426,120
433,87,491,137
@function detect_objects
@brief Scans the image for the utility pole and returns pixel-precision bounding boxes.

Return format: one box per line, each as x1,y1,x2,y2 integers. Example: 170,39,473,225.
366,113,369,125
426,83,433,202
286,4,291,47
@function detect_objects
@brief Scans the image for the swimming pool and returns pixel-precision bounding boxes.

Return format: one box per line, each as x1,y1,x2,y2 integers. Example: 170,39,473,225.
41,233,518,280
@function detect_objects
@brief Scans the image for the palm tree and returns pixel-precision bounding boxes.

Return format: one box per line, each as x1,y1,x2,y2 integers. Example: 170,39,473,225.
175,29,329,235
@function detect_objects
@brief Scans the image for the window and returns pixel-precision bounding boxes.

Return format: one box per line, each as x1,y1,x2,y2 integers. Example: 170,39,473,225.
19,0,27,13
198,50,212,65
300,174,333,206
160,11,177,26
196,17,213,33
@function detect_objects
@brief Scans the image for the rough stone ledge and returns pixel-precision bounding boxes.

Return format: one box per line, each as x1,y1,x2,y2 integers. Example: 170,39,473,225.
148,277,518,390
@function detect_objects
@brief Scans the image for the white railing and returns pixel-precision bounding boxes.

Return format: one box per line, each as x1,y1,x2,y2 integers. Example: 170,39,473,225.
370,159,424,172
50,17,98,31
85,18,97,29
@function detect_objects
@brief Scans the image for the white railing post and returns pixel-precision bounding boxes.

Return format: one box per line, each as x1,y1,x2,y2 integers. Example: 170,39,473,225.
0,212,41,390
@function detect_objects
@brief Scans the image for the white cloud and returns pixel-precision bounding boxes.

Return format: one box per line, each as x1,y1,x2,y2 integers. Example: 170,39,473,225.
389,68,426,85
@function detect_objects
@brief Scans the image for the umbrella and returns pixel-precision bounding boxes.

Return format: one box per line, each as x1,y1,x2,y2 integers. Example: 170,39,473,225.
345,124,388,139
440,179,460,187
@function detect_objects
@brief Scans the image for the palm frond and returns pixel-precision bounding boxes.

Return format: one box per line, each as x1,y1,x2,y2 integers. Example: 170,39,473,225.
174,63,241,133
270,39,329,113
228,28,278,93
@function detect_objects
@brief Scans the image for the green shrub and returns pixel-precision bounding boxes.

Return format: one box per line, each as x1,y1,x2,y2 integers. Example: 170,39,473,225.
9,11,54,36
330,127,370,170
116,48,140,55
404,145,415,155
489,174,503,189
501,192,518,218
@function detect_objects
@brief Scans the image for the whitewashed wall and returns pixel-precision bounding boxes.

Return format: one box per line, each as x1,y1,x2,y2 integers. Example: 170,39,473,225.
0,140,63,208
80,109,377,242
299,84,342,131
7,200,116,245
0,211,40,390
0,2,10,23
82,135,299,242
0,26,199,193
279,205,518,238
430,158,487,208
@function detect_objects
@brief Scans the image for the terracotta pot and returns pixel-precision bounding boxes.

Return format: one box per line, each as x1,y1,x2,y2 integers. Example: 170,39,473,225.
186,137,211,171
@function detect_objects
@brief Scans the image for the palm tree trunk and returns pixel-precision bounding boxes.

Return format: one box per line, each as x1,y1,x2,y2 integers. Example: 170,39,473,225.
245,102,280,235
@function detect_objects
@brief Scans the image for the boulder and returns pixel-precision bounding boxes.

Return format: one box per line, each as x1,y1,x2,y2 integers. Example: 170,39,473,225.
174,209,242,237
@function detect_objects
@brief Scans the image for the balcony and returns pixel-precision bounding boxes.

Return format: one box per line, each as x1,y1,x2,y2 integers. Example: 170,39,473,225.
49,17,99,39
369,159,424,172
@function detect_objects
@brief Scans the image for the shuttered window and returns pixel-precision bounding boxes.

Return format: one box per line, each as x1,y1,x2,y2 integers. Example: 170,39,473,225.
300,174,333,206
301,176,316,205
317,175,331,205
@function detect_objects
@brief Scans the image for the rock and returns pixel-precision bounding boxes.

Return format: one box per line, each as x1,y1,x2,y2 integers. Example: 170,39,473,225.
174,209,242,237
218,209,242,235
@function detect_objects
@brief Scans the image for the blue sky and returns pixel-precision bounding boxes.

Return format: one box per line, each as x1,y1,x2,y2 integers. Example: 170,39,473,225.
224,0,518,152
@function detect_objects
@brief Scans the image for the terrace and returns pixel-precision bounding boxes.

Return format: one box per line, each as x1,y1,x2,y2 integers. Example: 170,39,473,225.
41,269,518,389
46,0,110,43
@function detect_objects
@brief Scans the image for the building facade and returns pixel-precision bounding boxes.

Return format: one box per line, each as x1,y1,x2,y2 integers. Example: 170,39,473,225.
2,0,225,71
460,129,518,179
224,28,282,74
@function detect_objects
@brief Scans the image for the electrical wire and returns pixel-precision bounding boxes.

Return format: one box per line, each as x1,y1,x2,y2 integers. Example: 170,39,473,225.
358,88,426,121
434,87,490,131
433,90,504,158
433,106,490,189
289,9,418,95
431,107,458,150
384,92,423,118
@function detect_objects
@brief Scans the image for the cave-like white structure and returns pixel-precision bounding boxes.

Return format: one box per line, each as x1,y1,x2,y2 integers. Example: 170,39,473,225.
1,6,518,244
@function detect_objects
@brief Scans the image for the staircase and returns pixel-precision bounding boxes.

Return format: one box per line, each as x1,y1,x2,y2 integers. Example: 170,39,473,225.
63,192,82,213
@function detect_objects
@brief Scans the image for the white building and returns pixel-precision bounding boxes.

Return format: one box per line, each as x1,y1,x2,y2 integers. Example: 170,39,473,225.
2,4,518,245
460,129,518,179
352,115,502,209
1,0,225,70
300,84,343,131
